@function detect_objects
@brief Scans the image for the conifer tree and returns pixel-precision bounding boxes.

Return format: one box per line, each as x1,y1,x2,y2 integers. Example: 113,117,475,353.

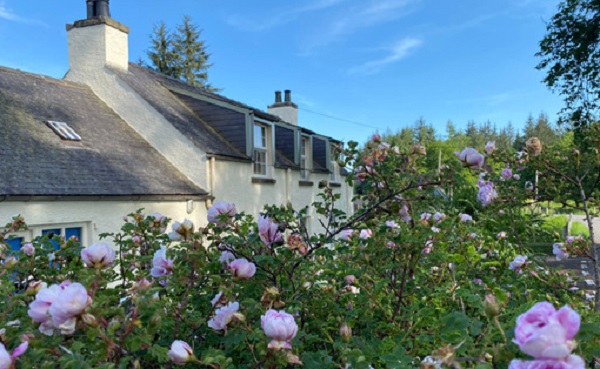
146,16,217,91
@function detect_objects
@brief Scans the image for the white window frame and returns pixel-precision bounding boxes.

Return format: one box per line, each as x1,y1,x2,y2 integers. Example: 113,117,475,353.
253,121,273,177
300,135,311,179
4,222,91,246
329,144,340,183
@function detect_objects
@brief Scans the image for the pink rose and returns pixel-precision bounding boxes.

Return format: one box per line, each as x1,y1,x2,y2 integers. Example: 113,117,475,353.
0,341,28,369
168,219,194,241
509,355,585,369
359,229,372,240
433,212,446,222
422,239,434,254
385,220,399,228
525,181,534,191
20,242,34,257
168,340,195,365
219,250,235,265
208,302,243,331
207,201,237,225
345,275,356,285
514,302,580,359
497,231,507,240
501,167,513,180
510,255,528,272
459,213,473,222
227,258,256,280
340,229,354,241
49,283,90,334
485,141,496,155
399,203,411,223
261,309,298,350
258,216,282,246
478,182,497,207
552,243,568,261
151,246,174,277
456,148,485,169
81,242,116,269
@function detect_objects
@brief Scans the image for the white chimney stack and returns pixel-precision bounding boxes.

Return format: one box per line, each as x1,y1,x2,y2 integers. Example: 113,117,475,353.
268,89,298,126
66,0,129,76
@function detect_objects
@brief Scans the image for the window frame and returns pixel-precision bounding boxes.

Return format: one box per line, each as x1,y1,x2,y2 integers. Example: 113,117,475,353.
252,121,274,178
300,135,311,179
4,222,90,247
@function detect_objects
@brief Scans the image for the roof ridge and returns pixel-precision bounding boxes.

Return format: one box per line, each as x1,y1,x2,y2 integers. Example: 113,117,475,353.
0,66,90,90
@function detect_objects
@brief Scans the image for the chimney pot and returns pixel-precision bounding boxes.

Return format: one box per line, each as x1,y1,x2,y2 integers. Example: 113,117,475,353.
284,90,292,103
87,0,110,19
275,91,282,103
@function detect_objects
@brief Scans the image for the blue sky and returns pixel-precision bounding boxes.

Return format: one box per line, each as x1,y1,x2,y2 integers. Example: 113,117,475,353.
0,0,562,143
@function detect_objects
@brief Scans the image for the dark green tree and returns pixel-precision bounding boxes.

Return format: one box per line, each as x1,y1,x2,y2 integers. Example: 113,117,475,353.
146,16,217,91
147,22,179,78
536,0,600,126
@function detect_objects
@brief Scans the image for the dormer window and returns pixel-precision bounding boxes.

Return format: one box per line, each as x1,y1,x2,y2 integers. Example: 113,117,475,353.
253,124,269,176
47,121,81,141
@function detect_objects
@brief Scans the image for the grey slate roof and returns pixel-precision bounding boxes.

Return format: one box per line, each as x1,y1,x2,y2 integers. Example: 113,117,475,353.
0,66,206,198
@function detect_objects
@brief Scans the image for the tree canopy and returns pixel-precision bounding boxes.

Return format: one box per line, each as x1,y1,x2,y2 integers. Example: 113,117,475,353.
537,0,600,126
145,16,217,91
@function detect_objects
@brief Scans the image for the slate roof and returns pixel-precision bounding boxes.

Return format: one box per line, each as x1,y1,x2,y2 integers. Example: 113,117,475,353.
0,66,206,198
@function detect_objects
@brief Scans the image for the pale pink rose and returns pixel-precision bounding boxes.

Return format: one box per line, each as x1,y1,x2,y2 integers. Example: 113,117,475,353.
261,309,298,350
456,148,485,169
211,291,225,307
478,182,497,207
514,302,580,360
359,229,372,240
148,212,168,233
28,284,62,327
509,355,585,369
227,258,256,280
168,219,194,241
0,343,11,369
219,250,235,265
553,243,568,261
525,181,534,191
340,229,354,241
371,133,381,142
151,246,174,277
422,240,434,254
49,283,89,334
431,226,440,233
207,201,237,225
132,235,141,244
497,231,507,240
399,203,411,223
385,220,399,228
513,174,521,180
346,286,360,294
81,242,116,269
168,340,195,365
510,255,528,272
345,275,356,285
258,216,282,246
459,213,473,222
20,242,34,257
208,302,242,331
501,167,513,180
433,212,446,222
420,212,432,222
0,341,27,369
485,141,496,155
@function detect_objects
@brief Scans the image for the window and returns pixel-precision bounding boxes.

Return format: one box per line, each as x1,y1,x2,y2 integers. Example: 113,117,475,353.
47,121,81,141
253,124,269,176
330,146,340,183
41,227,82,250
300,136,310,179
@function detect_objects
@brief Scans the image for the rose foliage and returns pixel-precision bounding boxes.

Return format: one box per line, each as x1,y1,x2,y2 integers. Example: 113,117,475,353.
0,128,599,368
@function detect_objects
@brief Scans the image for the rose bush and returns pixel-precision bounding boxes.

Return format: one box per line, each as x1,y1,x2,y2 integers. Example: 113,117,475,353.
0,126,598,368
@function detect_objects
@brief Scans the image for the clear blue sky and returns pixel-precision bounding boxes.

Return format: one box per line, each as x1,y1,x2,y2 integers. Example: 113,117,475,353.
0,0,562,143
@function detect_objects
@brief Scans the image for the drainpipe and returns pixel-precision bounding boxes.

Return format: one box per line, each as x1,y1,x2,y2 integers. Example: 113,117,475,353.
286,168,291,204
206,156,216,208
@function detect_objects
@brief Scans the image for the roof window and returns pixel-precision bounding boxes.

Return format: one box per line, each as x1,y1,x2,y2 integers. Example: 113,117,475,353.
46,121,81,141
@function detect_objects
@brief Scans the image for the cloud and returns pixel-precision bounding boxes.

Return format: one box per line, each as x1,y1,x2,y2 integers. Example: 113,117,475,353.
348,37,422,75
0,2,45,25
306,0,421,50
226,0,346,32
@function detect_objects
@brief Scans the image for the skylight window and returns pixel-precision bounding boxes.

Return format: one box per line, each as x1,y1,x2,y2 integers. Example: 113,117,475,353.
46,121,81,141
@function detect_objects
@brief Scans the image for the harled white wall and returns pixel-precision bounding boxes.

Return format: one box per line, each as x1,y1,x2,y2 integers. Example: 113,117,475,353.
0,200,206,246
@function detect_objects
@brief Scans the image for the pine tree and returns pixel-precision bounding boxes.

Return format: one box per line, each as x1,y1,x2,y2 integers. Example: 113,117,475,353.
146,16,217,91
147,22,180,78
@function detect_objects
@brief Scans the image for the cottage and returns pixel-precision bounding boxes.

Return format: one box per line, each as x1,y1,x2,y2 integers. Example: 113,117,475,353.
0,1,353,248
